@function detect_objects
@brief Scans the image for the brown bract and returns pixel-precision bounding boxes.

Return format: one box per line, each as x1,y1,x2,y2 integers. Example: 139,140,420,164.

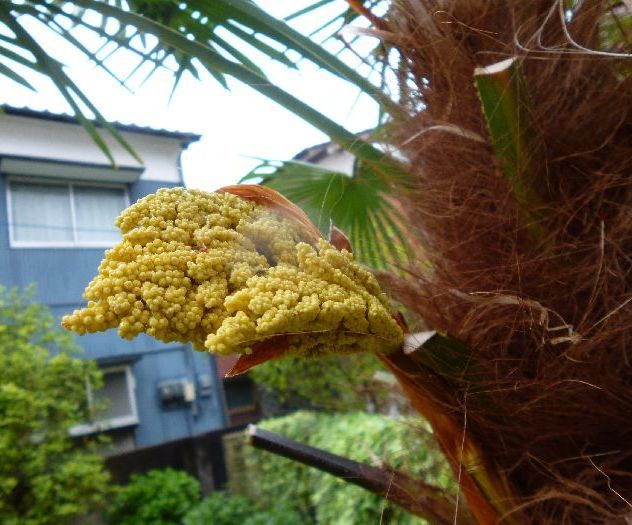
218,185,322,245
216,185,321,375
225,335,289,377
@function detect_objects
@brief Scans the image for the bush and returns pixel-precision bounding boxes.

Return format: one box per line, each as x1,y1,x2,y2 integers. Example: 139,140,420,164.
242,504,307,525
250,353,386,411
243,411,453,525
184,491,308,525
0,286,110,525
105,469,200,525
243,411,321,518
183,491,255,525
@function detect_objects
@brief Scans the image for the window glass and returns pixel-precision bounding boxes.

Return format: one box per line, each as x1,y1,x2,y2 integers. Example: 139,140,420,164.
74,186,126,242
10,182,73,242
94,369,133,421
225,378,255,411
9,180,127,245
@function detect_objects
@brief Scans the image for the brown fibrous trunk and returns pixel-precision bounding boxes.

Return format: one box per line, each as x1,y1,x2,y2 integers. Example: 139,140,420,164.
376,1,632,523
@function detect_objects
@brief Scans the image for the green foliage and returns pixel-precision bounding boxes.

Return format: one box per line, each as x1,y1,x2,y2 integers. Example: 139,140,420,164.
1,1,395,165
243,411,454,525
242,504,307,525
105,469,200,525
250,352,386,411
475,58,549,243
183,491,255,525
183,491,306,525
242,157,410,268
0,285,110,525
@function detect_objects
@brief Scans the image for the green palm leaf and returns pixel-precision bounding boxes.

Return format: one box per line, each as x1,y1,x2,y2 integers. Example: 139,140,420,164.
474,57,547,242
242,156,410,268
0,2,140,165
1,0,399,166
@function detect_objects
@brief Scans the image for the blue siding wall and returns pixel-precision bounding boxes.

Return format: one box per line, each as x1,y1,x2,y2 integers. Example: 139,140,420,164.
0,174,227,447
0,179,178,304
132,348,226,445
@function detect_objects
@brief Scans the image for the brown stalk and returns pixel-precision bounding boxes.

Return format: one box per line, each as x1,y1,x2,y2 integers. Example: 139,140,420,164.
248,425,466,525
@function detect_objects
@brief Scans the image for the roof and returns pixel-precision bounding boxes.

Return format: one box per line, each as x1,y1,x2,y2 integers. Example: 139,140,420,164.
1,104,201,144
293,129,374,162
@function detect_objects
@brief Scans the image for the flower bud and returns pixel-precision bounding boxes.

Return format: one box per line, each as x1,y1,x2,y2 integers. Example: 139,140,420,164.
62,186,403,369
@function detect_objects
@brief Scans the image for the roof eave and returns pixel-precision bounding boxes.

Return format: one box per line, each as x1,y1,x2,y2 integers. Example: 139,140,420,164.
1,105,202,144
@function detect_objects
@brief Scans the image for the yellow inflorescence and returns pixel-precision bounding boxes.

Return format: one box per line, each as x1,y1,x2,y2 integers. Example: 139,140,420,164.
62,187,403,357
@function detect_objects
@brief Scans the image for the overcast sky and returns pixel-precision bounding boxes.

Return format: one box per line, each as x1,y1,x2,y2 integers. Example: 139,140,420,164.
0,1,380,191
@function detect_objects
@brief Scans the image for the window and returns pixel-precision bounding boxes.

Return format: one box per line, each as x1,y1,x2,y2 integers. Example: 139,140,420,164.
102,428,137,456
224,377,257,414
7,178,128,247
93,367,137,424
71,365,139,436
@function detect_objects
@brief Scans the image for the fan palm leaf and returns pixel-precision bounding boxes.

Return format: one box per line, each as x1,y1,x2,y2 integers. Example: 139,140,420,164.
0,0,399,168
242,155,410,268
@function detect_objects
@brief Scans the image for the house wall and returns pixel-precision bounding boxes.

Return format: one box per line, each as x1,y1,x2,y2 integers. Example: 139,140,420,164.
0,114,227,448
0,114,183,183
308,148,355,175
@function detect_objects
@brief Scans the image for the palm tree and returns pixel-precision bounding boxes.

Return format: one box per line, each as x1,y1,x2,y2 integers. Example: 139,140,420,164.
372,1,632,523
5,1,631,523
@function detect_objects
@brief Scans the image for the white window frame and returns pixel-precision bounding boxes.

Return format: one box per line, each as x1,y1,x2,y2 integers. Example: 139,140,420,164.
6,175,130,249
70,365,139,437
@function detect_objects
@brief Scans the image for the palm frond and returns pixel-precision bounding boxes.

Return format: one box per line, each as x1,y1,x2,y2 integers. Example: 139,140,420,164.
242,156,409,268
0,2,140,165
0,0,399,166
474,57,547,242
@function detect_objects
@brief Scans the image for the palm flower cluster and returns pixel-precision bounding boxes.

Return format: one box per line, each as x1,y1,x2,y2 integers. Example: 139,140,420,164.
62,187,402,361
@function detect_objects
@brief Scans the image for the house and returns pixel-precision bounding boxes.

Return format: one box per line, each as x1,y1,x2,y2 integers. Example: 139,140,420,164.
0,106,257,457
292,129,374,174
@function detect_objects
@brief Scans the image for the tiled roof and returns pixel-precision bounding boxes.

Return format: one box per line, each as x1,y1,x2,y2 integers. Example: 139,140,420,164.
1,104,201,144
